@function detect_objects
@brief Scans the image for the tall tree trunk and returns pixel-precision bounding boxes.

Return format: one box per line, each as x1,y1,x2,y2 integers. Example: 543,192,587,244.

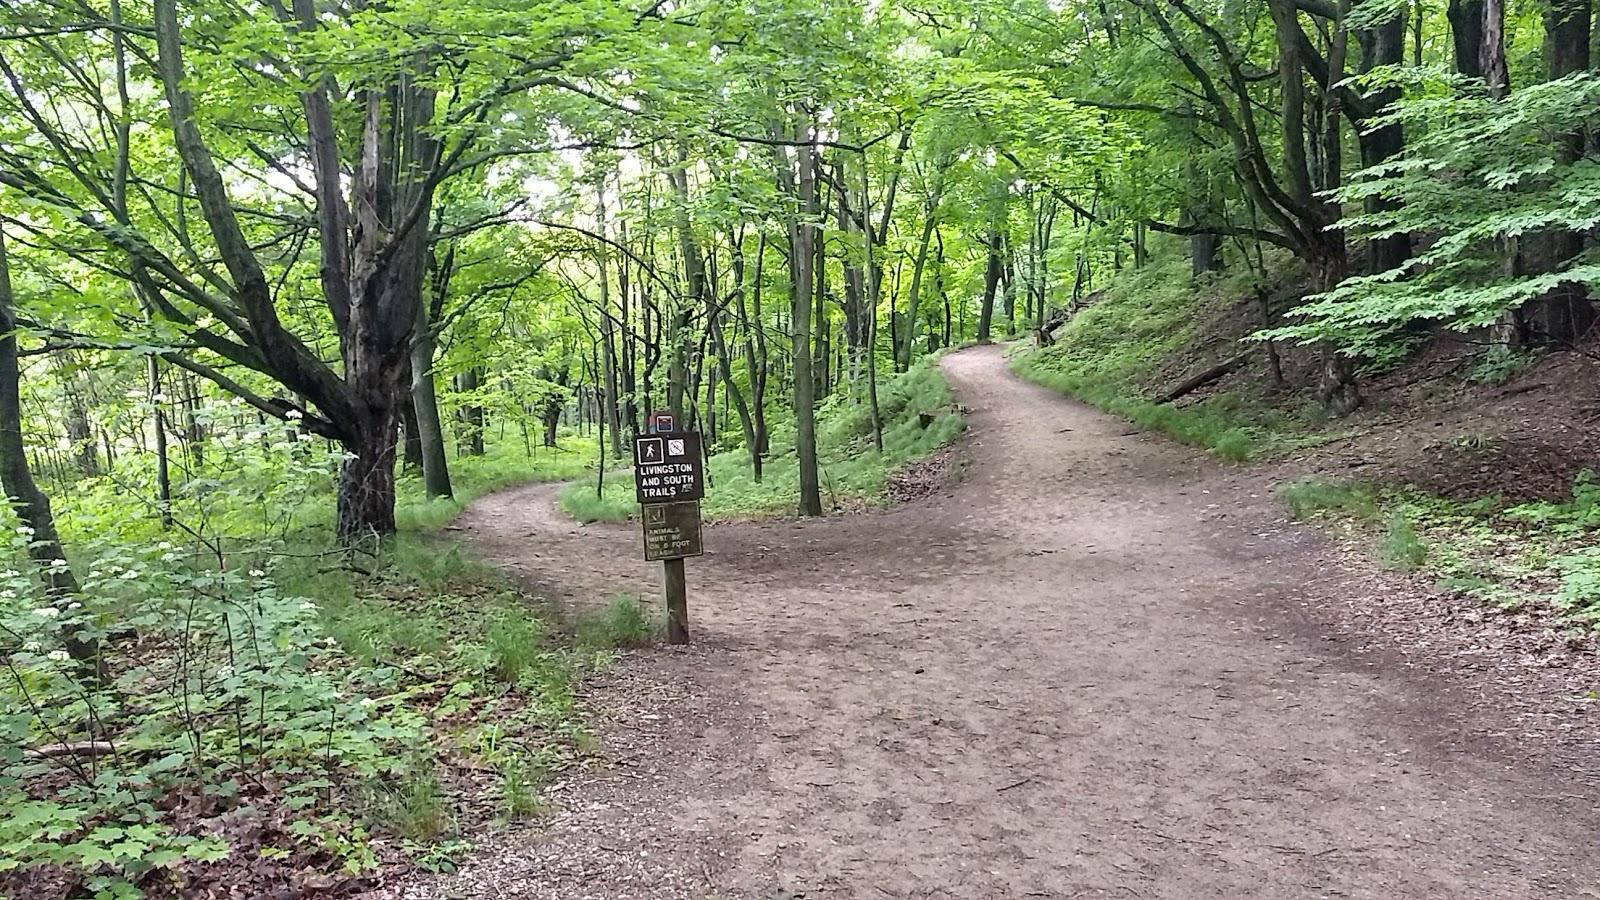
1481,0,1510,98
834,160,869,387
1356,2,1410,275
455,367,486,457
596,189,624,458
736,236,768,478
149,356,172,528
1447,0,1486,77
400,390,424,472
787,115,823,517
898,215,938,371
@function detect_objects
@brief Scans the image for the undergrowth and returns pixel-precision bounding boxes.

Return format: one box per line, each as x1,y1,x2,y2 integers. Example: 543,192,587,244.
1278,473,1600,641
0,430,609,898
559,356,964,522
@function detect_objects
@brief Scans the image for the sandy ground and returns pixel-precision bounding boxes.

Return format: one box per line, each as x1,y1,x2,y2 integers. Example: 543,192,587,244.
381,344,1600,900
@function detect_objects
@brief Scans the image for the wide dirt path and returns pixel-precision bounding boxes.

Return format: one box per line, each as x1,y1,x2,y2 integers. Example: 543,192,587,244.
417,345,1600,900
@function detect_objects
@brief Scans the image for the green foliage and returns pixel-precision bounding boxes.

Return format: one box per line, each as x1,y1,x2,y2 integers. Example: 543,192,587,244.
559,476,639,524
1269,74,1600,360
497,754,551,822
1468,346,1539,386
362,755,452,843
560,358,965,522
398,438,602,532
0,439,598,896
1504,472,1600,536
1291,474,1600,635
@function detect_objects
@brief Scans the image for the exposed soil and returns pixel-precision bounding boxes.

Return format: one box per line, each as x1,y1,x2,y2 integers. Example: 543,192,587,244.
1147,286,1600,504
376,345,1600,900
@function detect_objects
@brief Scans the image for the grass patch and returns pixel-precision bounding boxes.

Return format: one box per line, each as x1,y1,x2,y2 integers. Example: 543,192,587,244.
1279,478,1380,520
559,356,965,521
1379,512,1428,571
576,595,658,648
560,474,639,523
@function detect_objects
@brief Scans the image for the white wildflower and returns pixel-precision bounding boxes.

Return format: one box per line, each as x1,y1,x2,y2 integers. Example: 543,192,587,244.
120,570,139,580
249,569,267,578
298,601,316,612
21,641,40,652
32,607,59,619
46,650,69,663
66,601,82,610
157,541,174,551
48,558,68,570
286,409,304,420
359,697,377,708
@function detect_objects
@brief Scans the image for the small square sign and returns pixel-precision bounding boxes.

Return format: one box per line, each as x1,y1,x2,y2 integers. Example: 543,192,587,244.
667,438,686,457
635,436,664,465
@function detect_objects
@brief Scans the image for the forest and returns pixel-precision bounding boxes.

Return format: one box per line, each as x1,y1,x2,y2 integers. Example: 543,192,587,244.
2,0,1598,896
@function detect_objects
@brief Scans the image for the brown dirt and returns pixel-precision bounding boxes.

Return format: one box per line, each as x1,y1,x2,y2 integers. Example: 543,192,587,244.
376,345,1600,900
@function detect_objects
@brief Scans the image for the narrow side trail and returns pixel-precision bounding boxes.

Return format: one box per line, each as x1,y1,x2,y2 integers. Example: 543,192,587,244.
413,345,1599,900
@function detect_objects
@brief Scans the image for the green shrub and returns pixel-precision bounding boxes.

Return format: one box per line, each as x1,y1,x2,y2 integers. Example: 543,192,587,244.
1210,429,1256,462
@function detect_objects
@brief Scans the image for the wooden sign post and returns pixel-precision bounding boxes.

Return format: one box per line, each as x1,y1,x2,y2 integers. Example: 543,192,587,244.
635,412,704,644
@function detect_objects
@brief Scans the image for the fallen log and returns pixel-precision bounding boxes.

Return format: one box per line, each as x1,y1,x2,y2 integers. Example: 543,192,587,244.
1155,352,1249,404
26,740,116,760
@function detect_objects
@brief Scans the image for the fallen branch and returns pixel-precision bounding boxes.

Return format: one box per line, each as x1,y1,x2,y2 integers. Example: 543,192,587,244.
1155,353,1249,404
26,740,115,760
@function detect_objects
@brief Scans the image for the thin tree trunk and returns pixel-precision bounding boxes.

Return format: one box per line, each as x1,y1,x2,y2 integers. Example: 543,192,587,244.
410,302,453,496
0,228,98,674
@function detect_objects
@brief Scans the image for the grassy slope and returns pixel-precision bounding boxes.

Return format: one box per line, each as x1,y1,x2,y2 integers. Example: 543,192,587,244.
1011,252,1318,462
561,356,965,522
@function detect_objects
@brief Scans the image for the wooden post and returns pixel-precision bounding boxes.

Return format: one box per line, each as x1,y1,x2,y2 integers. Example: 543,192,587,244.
664,557,689,644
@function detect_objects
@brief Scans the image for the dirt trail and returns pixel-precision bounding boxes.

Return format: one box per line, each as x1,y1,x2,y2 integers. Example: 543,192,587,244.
402,345,1600,900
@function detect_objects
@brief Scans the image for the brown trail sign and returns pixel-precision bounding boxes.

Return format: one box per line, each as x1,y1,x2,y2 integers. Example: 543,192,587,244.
633,432,704,503
635,415,705,644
